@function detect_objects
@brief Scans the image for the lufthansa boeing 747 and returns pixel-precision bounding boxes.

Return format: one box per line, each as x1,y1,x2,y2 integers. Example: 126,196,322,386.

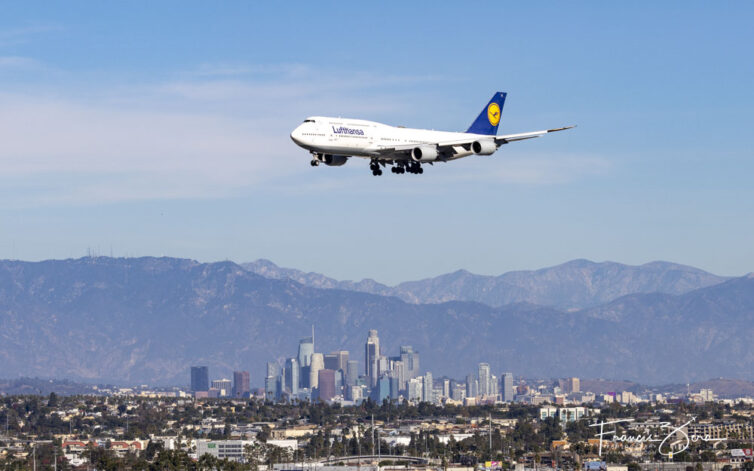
290,92,574,176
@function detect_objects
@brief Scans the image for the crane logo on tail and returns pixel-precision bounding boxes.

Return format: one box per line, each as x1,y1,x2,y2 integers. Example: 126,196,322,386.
487,102,501,126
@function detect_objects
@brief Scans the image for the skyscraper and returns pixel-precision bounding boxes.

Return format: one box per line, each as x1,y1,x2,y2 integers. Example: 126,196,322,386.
365,330,380,388
466,375,476,397
265,375,276,401
284,358,299,395
324,353,339,371
190,366,209,392
422,372,433,403
266,362,279,378
400,346,420,379
318,369,336,401
371,375,391,403
346,360,359,386
232,371,250,398
298,337,314,368
211,379,232,397
478,363,491,396
390,359,406,390
408,378,423,402
501,372,514,402
310,353,324,389
325,350,349,372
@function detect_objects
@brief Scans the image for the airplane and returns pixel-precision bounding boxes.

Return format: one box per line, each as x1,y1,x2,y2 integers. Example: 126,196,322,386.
290,92,574,176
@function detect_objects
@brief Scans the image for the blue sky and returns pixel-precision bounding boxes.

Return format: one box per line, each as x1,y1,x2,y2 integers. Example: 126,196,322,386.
1,2,753,284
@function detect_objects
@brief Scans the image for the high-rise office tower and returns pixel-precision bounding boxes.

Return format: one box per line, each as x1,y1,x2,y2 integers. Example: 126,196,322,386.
443,379,451,398
318,369,336,401
284,358,299,395
310,353,324,389
365,330,380,388
276,374,285,400
478,363,491,396
400,346,420,379
466,374,474,398
264,375,276,401
266,362,278,378
408,378,423,402
334,370,343,393
490,375,498,397
377,356,389,382
324,353,339,371
325,350,349,372
298,337,314,368
190,366,209,392
300,366,310,389
298,336,314,389
335,350,349,371
389,372,400,399
232,371,250,398
422,372,433,403
371,375,391,403
501,372,514,402
390,359,406,391
451,383,465,401
211,379,232,397
346,360,359,386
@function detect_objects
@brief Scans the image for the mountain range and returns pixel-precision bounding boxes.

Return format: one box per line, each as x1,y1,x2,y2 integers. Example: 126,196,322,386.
242,259,728,310
0,257,751,388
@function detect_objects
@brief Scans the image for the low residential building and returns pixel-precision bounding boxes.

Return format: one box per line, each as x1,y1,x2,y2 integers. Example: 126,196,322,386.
196,439,255,462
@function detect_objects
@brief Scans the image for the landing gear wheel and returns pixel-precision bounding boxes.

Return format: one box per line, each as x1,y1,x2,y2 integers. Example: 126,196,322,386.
310,159,319,167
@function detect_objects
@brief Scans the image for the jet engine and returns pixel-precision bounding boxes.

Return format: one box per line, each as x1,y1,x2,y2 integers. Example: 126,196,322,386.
410,146,439,162
472,140,497,156
323,154,349,166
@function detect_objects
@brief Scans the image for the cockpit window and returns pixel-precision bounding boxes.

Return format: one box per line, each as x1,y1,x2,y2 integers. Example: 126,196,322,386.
303,119,315,123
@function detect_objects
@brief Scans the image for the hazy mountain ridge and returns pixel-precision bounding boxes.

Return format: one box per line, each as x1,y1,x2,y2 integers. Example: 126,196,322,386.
0,257,752,386
242,258,729,309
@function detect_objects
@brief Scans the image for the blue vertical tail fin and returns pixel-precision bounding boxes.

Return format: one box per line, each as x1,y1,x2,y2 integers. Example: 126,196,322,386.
466,91,507,135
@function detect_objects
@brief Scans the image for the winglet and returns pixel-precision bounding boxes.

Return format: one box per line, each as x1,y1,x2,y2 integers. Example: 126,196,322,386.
546,125,577,133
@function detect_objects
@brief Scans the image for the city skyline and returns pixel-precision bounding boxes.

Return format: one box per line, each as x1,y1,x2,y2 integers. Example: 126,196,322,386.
189,327,522,406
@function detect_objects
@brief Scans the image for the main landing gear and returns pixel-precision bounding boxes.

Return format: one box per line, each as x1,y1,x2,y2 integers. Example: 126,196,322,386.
370,159,383,176
390,162,423,174
370,160,425,176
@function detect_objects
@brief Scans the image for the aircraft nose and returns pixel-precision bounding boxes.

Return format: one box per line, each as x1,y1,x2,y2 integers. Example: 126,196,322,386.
290,125,304,146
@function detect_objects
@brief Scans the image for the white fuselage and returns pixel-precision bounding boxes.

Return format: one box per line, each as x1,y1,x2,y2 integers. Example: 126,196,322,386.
290,116,489,161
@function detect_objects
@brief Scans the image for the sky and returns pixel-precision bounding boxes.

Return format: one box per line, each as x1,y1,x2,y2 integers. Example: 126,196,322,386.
1,2,753,284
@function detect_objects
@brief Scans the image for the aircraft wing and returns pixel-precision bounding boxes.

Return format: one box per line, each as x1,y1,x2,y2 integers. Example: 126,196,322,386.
494,125,576,145
370,125,575,160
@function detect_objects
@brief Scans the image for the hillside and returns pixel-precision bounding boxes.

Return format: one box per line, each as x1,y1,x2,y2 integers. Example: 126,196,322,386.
0,257,751,386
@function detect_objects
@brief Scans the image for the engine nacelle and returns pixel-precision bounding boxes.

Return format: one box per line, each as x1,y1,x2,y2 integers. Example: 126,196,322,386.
411,146,439,162
472,140,497,156
323,154,349,166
